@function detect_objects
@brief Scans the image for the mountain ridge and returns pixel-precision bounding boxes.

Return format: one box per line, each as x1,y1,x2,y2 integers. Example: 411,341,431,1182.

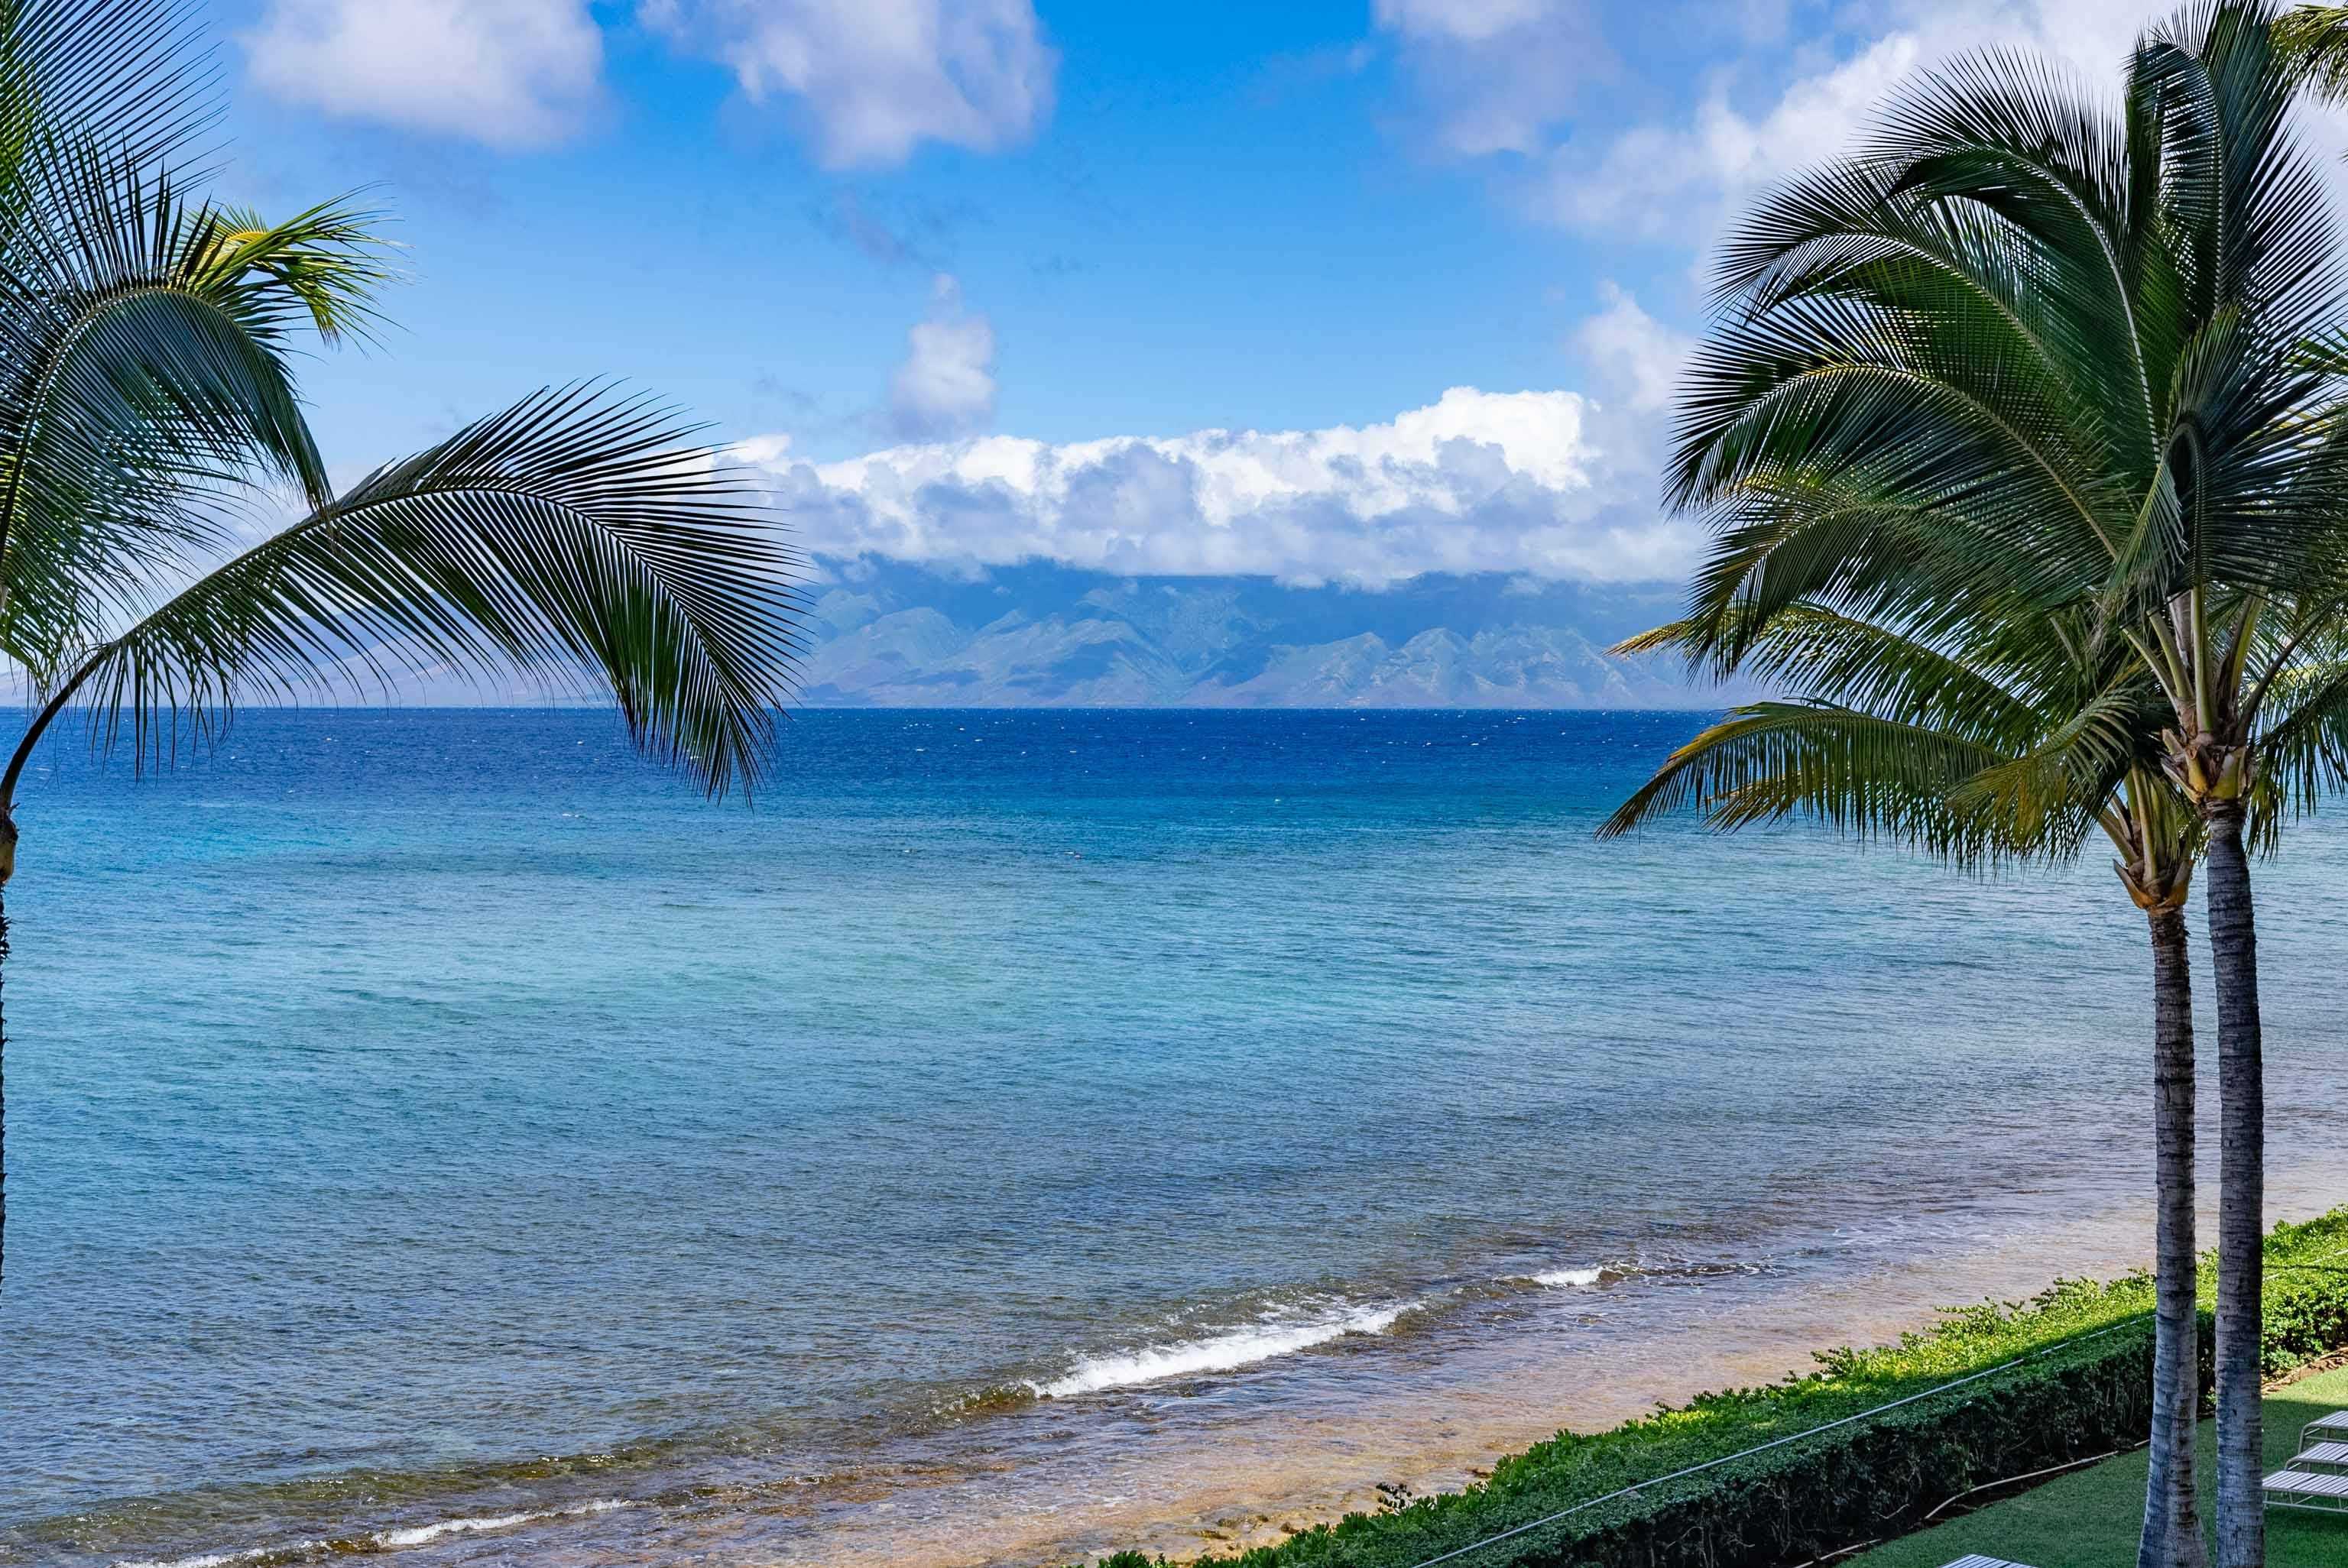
793,565,1743,708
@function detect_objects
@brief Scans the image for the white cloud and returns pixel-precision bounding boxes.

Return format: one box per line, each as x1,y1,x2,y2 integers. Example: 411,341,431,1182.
1574,282,1691,416
1545,31,1925,241
890,275,997,438
245,0,1053,164
1519,1,2187,242
1377,0,2324,245
243,0,604,148
1376,0,1559,45
1372,0,1609,157
750,374,1701,588
643,0,1055,168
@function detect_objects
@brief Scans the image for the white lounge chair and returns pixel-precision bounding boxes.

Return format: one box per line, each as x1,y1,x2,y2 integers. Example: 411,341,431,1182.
2264,1468,2348,1514
1939,1557,2038,1568
2294,1440,2348,1474
2305,1410,2348,1450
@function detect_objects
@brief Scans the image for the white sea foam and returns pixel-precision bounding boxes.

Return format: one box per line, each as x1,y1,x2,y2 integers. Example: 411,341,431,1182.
371,1511,541,1548
1033,1301,1416,1398
371,1499,630,1548
115,1550,303,1568
1532,1266,1603,1288
113,1500,631,1567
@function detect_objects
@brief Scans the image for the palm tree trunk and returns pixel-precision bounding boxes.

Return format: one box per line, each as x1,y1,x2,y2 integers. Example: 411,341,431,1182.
2141,905,2206,1568
2204,805,2264,1568
2,878,10,1290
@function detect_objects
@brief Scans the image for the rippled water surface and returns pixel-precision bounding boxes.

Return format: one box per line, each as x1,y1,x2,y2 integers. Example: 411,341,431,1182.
2,708,2346,1567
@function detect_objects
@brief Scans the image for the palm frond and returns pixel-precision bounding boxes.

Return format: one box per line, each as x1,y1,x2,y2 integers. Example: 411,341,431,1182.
1596,701,2034,865
3,384,811,802
1950,672,2162,852
2250,647,2348,821
1633,601,2052,743
1674,468,2108,686
0,155,397,676
177,198,393,348
2277,2,2348,99
0,1,213,177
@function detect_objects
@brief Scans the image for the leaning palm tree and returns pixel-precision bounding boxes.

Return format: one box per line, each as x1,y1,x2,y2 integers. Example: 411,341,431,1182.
1604,487,2210,1567
1618,6,2348,1563
0,0,804,1284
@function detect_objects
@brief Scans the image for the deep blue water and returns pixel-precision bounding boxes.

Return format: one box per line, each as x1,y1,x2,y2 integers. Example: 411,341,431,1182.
1,708,2344,1568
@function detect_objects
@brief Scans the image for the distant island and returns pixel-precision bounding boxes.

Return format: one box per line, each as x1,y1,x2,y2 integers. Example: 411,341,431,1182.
793,563,1746,708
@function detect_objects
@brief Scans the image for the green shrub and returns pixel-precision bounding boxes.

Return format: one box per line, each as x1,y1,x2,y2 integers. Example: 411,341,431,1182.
1087,1207,2348,1568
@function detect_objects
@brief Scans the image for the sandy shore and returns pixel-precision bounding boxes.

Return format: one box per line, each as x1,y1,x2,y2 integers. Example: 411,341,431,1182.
722,1152,2346,1568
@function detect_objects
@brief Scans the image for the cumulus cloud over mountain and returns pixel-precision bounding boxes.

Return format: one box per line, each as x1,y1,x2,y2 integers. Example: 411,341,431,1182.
748,385,1698,588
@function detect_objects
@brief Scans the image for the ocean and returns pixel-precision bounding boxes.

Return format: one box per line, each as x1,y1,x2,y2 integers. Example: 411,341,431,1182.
2,708,2344,1568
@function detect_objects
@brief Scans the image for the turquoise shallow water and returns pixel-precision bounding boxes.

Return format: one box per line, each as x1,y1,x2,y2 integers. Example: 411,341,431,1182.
1,708,2345,1568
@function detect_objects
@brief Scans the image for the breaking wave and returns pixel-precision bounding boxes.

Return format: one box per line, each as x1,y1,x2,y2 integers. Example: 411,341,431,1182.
1033,1299,1422,1398
1531,1266,1604,1288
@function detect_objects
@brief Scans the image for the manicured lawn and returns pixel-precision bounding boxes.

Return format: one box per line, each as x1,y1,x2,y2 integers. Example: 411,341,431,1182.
1852,1364,2348,1568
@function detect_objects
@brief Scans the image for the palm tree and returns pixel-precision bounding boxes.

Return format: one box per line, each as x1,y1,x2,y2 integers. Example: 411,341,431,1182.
2098,20,2348,1564
1609,6,2348,1563
1604,503,2210,1567
0,1,805,1283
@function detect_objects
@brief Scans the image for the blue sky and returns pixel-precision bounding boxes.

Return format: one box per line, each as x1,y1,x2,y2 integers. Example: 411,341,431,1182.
212,0,2244,592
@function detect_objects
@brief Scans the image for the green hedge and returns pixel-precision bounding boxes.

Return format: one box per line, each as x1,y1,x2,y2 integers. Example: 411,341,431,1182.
2255,1210,2348,1375
1091,1207,2348,1568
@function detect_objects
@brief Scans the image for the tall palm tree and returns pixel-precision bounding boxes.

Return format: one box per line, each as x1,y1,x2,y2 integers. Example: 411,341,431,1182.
2094,20,2348,1563
0,1,805,1283
1612,6,2348,1563
1604,501,2210,1568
